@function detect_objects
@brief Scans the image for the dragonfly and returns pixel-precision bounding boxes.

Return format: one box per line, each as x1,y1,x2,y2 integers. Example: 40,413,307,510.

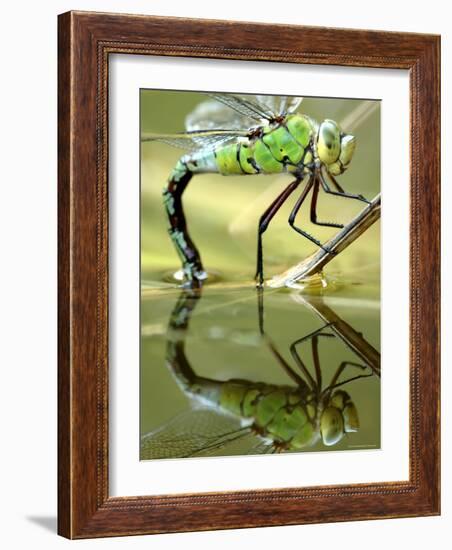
140,289,378,460
142,93,370,287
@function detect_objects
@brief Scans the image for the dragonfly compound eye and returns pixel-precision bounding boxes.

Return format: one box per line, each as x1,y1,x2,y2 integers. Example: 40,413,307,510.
343,402,360,432
326,133,357,176
330,390,359,433
320,406,345,446
317,119,341,165
339,134,356,167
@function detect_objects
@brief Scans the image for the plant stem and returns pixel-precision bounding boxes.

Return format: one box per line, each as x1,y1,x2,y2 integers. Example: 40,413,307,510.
293,295,381,377
268,193,381,288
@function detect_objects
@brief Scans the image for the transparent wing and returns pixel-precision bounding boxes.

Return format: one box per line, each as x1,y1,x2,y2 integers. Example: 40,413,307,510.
186,94,304,134
220,431,274,456
205,93,274,122
141,128,249,152
142,94,304,151
254,95,303,117
248,439,278,455
140,408,267,459
186,99,258,132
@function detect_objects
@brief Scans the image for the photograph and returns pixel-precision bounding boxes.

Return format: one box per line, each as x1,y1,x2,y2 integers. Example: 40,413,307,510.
139,90,381,460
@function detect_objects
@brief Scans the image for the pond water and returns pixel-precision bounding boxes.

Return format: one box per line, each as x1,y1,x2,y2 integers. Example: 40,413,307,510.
140,282,380,459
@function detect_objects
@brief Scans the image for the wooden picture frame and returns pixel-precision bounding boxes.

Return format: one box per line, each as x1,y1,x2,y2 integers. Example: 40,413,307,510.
58,11,440,538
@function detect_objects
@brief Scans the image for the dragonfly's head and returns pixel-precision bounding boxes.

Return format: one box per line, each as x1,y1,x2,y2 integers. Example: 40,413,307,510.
317,119,356,176
320,390,360,446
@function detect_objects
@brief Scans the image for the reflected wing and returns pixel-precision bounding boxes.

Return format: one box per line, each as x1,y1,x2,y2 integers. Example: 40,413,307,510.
140,408,268,459
141,129,249,152
248,439,278,455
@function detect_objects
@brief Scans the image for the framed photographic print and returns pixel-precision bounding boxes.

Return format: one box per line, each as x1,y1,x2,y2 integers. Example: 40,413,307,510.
58,11,440,538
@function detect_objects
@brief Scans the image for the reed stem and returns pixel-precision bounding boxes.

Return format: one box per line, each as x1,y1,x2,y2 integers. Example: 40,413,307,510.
268,193,381,288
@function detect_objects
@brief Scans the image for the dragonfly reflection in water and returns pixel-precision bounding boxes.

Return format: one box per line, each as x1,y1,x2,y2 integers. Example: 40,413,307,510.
140,289,380,459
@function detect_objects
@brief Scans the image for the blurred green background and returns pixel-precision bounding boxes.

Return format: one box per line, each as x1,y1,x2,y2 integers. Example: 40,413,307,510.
140,90,381,459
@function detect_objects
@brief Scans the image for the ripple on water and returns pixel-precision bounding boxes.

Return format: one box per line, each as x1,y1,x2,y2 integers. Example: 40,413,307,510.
161,268,224,286
284,272,338,294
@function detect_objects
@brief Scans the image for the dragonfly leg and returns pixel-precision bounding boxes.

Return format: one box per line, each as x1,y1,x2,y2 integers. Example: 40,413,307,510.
257,288,308,387
322,361,372,398
164,163,206,286
288,177,335,254
254,178,302,287
310,177,344,229
311,335,323,391
257,286,265,334
289,326,335,390
289,341,317,391
290,323,335,346
267,337,307,387
319,169,370,204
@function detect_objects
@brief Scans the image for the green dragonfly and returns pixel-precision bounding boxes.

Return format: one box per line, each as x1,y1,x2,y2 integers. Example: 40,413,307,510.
140,289,379,460
142,93,370,287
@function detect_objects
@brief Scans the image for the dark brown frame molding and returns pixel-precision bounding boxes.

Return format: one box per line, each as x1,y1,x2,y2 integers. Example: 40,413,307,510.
58,10,440,538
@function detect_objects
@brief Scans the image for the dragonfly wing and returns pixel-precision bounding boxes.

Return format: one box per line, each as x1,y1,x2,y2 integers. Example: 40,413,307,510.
217,430,273,456
141,129,249,152
140,408,255,460
186,99,257,132
255,95,303,117
247,438,275,455
205,93,274,122
143,94,304,151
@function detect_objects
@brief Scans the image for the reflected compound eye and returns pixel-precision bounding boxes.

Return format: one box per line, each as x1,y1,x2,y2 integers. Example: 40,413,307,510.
320,406,344,446
343,402,360,432
317,120,341,164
